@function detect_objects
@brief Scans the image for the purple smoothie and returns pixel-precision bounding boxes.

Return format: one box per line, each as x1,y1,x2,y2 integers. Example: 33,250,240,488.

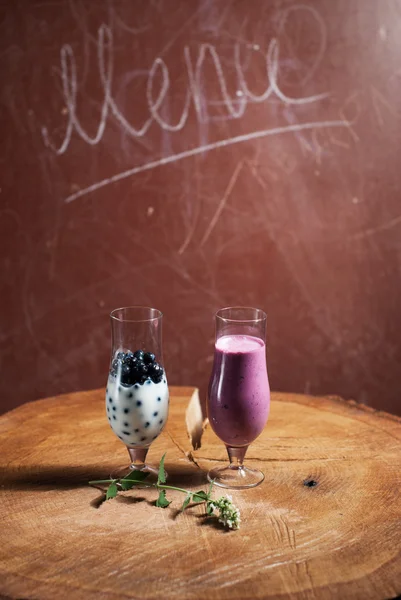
207,334,270,447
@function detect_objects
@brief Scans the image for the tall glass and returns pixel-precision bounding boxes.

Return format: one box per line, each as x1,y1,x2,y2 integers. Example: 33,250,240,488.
207,307,270,489
106,307,169,476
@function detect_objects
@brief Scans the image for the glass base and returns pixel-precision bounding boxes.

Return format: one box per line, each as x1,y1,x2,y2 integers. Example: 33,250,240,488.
207,465,265,489
110,463,163,481
110,446,167,481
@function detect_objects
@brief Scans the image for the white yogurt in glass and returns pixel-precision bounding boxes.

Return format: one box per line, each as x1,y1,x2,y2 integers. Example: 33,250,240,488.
106,375,169,447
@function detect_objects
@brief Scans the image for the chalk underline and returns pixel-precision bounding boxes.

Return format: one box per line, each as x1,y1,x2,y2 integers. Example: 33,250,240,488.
64,119,349,204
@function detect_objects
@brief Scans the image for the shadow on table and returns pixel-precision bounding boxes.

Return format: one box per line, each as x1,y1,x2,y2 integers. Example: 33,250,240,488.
0,464,234,528
0,464,115,490
0,463,208,491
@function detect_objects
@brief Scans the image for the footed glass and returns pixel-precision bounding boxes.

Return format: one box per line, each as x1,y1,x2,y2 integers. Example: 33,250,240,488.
106,306,169,477
207,307,270,489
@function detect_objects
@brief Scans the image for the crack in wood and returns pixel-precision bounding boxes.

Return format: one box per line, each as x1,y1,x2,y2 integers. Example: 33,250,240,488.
166,431,201,469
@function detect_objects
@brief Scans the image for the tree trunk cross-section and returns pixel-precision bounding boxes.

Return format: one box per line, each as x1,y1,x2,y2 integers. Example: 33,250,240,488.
0,388,400,600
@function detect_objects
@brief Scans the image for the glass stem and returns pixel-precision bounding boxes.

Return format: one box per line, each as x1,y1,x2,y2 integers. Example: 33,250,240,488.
226,445,248,470
127,446,149,471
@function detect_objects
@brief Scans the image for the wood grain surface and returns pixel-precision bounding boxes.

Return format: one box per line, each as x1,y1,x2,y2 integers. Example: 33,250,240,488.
0,388,400,600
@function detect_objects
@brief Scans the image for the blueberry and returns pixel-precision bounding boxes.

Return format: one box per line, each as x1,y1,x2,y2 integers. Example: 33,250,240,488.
112,359,119,370
124,408,129,414
148,363,163,383
140,436,147,442
159,419,163,424
134,428,139,433
143,352,155,364
148,363,161,376
153,412,158,417
109,397,113,403
128,392,133,398
119,363,131,379
120,363,133,386
118,435,124,440
134,384,140,389
136,401,142,407
124,421,129,427
116,352,125,361
107,407,110,413
145,422,150,428
123,354,136,367
112,406,117,411
157,397,161,402
113,415,116,420
131,362,145,383
122,364,131,376
146,379,152,385
122,430,130,435
134,350,145,361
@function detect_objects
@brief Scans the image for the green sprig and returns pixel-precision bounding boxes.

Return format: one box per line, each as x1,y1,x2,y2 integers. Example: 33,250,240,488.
89,453,241,530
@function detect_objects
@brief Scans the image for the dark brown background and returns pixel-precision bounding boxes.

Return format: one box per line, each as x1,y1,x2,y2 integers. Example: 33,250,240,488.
1,0,401,416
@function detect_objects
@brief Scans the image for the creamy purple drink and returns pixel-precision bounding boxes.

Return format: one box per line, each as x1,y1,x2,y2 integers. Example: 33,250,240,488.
208,334,270,447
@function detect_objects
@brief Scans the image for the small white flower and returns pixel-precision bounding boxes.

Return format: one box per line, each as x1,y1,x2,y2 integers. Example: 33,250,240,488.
209,495,241,530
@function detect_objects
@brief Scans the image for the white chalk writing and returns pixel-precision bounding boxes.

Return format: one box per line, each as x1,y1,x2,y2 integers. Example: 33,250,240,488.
39,5,348,203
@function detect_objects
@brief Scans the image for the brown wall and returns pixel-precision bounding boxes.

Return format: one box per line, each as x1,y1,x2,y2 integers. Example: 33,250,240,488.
1,0,401,416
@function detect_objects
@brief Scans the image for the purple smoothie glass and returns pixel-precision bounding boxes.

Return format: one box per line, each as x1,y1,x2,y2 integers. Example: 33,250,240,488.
207,307,270,489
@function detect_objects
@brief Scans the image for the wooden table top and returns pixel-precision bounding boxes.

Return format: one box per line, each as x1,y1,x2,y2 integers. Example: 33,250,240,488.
0,387,400,600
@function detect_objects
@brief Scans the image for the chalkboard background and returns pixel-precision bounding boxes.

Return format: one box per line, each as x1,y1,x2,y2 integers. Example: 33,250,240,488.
1,0,401,415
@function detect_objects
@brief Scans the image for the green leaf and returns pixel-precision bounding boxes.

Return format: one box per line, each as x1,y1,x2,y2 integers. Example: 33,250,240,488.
120,480,134,491
155,490,171,508
106,482,118,500
192,490,208,503
181,494,191,512
158,453,167,484
125,470,150,481
120,470,150,490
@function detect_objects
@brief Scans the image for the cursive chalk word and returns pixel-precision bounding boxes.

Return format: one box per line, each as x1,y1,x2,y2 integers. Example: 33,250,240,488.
40,8,349,204
42,20,330,156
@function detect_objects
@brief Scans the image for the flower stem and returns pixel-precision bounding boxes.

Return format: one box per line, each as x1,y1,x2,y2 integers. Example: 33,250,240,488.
88,479,196,496
156,484,191,495
89,479,117,485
